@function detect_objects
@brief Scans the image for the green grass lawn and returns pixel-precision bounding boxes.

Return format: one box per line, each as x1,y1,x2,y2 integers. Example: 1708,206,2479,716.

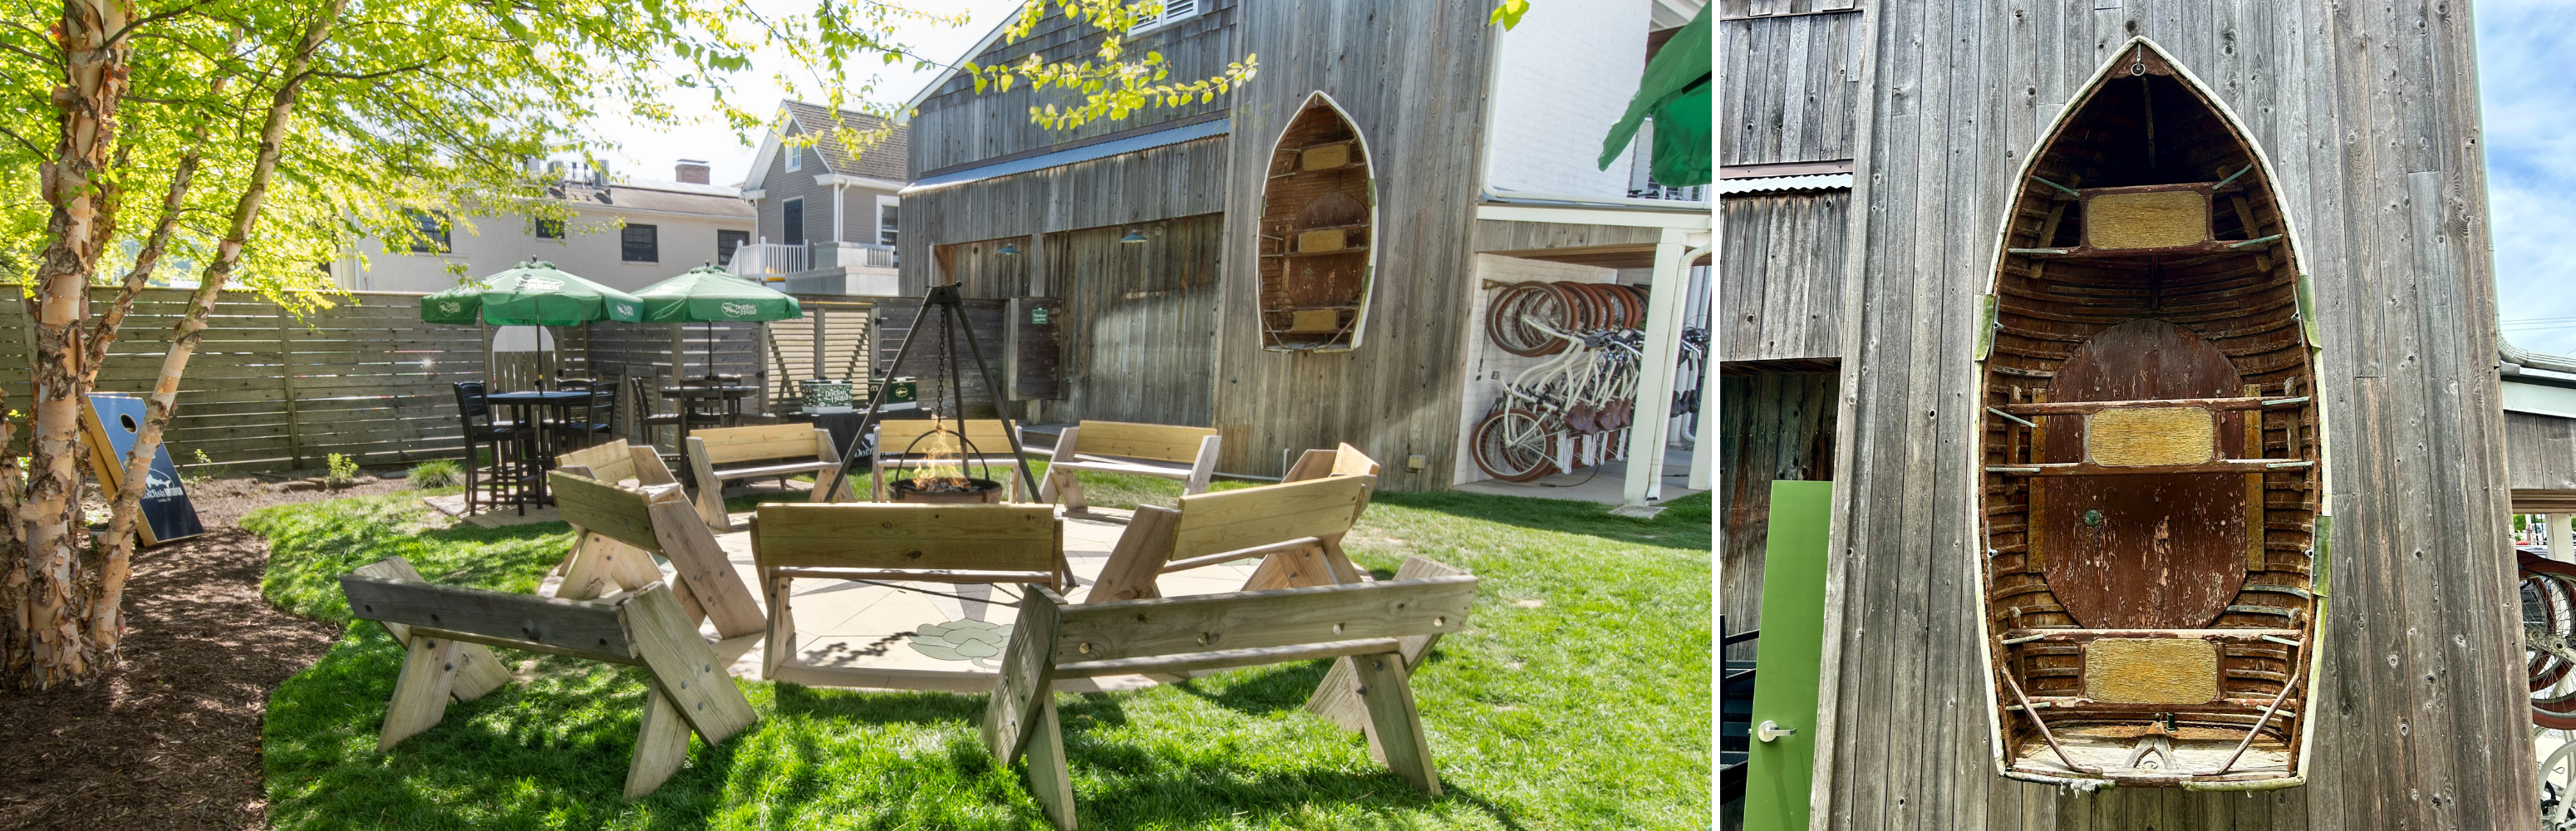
248,482,1710,830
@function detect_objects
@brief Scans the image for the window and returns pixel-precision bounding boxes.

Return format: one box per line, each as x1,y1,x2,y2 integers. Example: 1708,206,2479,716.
784,143,802,171
1132,0,1199,33
533,217,564,239
782,198,805,245
402,209,450,253
878,203,898,247
622,224,659,262
717,229,750,266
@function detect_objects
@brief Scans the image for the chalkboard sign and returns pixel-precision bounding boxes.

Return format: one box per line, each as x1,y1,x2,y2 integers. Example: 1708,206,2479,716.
81,394,204,546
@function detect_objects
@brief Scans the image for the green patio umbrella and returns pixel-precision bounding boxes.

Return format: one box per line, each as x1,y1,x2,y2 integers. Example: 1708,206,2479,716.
634,265,804,380
420,260,643,387
1596,2,1711,187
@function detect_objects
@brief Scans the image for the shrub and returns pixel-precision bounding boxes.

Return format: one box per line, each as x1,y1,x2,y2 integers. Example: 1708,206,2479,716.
406,459,463,489
326,453,360,484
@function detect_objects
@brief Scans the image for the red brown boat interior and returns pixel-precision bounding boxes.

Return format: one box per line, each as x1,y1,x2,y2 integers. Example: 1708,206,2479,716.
1979,43,2319,786
1257,93,1374,351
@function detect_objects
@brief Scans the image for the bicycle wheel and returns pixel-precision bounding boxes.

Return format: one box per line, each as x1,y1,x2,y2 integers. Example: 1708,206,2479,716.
1489,282,1571,356
1472,408,1559,482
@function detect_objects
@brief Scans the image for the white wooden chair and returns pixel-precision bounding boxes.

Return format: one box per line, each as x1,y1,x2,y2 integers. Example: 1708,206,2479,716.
1037,420,1221,511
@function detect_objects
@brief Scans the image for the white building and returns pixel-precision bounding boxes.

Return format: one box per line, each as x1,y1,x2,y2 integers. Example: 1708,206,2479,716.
331,160,757,295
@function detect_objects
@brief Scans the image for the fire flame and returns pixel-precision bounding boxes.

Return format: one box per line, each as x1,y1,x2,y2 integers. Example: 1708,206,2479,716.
908,414,973,493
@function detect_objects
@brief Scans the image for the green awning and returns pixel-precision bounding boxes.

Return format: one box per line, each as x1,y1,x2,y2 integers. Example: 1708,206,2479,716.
1597,3,1712,187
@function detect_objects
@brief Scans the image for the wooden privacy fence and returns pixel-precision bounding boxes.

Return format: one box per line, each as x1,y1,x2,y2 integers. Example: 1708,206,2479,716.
0,287,873,471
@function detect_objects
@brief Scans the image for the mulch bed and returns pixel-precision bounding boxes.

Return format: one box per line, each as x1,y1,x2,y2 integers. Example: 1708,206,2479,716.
0,475,411,830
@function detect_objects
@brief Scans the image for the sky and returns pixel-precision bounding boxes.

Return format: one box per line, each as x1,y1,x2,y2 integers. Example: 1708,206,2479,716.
590,0,1025,187
2480,0,2576,354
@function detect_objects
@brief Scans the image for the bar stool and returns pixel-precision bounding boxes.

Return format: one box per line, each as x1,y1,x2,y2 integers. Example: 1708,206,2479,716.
553,379,618,449
451,381,521,515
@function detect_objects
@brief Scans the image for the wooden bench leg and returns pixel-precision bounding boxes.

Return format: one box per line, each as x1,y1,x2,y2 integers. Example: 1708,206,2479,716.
646,497,768,641
1352,651,1441,795
761,574,796,680
625,686,693,800
1026,698,1077,831
379,634,464,750
1241,542,1341,593
686,436,730,531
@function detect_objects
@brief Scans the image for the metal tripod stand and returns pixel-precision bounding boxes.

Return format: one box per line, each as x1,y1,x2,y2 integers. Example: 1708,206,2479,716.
816,284,1042,502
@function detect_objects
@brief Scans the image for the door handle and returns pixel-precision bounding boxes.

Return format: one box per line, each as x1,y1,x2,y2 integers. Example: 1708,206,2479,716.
1757,720,1797,742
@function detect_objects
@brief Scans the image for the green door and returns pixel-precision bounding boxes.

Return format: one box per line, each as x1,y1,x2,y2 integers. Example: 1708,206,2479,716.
1743,480,1831,831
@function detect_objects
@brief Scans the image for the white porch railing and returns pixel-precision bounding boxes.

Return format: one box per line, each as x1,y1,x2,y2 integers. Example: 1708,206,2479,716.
727,242,897,279
728,242,809,278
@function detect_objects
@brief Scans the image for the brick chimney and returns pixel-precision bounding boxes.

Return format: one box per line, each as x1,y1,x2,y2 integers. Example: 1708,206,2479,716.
675,159,710,184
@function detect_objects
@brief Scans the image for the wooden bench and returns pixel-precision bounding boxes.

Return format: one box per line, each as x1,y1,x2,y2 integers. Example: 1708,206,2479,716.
684,423,852,531
548,470,766,642
981,574,1479,829
338,558,755,800
1087,472,1377,604
1037,420,1221,511
556,438,668,489
750,502,1064,685
872,419,1033,501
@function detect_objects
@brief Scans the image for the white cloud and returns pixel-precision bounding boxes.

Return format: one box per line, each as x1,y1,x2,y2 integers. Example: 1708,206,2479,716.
2480,0,2576,353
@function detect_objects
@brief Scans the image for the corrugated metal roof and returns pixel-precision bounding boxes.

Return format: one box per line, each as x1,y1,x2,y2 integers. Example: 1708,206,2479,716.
1718,173,1854,194
902,117,1230,194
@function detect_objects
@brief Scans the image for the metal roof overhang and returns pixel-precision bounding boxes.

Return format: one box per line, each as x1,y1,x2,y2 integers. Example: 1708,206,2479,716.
900,118,1231,195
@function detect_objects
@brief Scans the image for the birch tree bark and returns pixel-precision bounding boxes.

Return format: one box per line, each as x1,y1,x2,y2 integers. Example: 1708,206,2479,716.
15,0,133,688
91,1,346,645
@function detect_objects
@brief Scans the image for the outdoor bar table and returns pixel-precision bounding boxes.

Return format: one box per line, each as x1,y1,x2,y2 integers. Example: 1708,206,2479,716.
484,389,593,511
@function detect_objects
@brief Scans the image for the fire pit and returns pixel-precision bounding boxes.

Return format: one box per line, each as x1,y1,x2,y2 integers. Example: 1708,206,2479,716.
886,415,1010,504
888,477,1007,504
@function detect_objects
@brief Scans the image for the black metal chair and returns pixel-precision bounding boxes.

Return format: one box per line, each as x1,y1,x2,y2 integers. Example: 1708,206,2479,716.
452,381,522,515
554,379,618,445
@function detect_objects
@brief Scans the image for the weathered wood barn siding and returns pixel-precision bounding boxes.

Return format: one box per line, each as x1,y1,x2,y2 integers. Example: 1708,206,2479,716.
1804,2,2531,828
1719,371,1839,663
1207,0,1497,481
1718,2,1864,166
899,137,1232,295
1048,215,1224,425
2506,409,2576,491
902,1,1239,175
1718,191,1847,364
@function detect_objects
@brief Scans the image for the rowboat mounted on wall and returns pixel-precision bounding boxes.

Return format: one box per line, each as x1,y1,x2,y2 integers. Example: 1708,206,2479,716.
1257,91,1377,352
1974,37,2328,791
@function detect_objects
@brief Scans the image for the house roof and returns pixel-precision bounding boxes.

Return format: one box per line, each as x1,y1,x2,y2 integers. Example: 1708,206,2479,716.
563,179,754,218
752,101,908,184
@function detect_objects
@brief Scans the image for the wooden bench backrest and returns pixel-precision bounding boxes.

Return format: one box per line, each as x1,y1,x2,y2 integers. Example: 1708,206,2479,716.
1055,575,1477,662
558,440,639,484
696,423,828,465
1168,475,1374,560
552,471,664,554
878,420,1020,456
339,573,636,663
1284,443,1382,483
753,503,1059,572
1072,420,1218,463
1329,444,1380,478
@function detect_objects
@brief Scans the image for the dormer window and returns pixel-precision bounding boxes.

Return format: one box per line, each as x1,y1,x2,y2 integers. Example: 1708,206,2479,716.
1132,0,1198,33
784,143,803,171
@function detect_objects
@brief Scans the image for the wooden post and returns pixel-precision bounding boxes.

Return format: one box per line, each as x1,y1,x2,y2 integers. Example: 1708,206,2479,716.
1620,229,1706,512
278,309,303,468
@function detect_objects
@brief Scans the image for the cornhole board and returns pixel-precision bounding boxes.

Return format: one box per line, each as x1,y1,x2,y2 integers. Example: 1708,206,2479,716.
81,393,204,546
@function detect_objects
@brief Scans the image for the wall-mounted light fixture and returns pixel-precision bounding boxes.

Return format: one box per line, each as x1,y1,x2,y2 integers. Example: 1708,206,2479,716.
1119,228,1148,243
997,243,1020,255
